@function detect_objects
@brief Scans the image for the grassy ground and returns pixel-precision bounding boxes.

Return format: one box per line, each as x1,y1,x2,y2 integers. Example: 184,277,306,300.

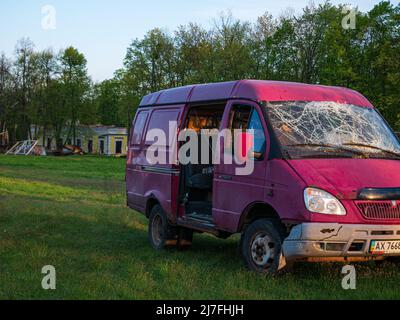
0,155,400,300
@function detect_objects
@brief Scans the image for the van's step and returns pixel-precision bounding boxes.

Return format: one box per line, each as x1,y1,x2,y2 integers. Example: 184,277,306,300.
186,201,212,216
177,217,218,235
186,212,214,224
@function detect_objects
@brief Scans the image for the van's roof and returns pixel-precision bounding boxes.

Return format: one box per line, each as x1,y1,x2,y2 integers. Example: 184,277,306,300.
139,80,373,108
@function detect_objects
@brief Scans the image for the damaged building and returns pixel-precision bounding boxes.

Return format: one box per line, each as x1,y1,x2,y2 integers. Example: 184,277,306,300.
30,125,128,156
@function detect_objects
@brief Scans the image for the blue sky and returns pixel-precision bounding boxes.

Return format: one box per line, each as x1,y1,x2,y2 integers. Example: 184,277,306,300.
0,0,390,82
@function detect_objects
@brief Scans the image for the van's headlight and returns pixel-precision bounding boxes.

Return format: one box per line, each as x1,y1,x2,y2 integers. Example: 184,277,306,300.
304,188,346,215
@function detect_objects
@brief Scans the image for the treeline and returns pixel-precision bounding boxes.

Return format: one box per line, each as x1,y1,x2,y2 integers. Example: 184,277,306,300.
0,1,399,147
0,40,92,147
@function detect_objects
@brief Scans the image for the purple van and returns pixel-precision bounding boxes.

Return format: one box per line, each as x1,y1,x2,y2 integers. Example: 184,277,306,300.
126,80,400,273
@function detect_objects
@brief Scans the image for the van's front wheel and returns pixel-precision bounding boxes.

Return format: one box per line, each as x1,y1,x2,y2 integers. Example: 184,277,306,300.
148,205,177,250
241,219,286,274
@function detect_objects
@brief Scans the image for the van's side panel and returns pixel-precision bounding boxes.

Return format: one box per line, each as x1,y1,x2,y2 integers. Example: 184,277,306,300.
264,159,310,223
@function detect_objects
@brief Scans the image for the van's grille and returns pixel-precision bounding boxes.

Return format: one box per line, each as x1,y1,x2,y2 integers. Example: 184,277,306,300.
356,201,400,220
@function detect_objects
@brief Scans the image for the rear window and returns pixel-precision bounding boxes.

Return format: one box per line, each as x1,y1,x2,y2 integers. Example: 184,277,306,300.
131,111,149,145
145,109,181,146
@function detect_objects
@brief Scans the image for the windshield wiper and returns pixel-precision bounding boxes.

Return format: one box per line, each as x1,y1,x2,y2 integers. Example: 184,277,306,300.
343,143,400,159
285,143,367,156
296,153,354,159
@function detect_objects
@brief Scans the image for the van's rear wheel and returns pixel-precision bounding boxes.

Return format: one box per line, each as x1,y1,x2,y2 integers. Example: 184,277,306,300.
148,205,177,250
241,219,286,274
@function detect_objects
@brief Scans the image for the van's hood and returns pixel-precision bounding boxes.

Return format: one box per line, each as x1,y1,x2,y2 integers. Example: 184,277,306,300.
287,159,400,200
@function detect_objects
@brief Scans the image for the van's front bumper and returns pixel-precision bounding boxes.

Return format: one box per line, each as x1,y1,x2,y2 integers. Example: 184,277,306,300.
283,223,400,262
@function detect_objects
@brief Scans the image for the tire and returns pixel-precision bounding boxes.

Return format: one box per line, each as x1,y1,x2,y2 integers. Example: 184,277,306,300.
148,205,178,250
240,219,286,274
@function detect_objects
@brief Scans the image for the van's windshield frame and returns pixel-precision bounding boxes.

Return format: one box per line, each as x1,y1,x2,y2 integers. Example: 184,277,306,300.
261,101,400,161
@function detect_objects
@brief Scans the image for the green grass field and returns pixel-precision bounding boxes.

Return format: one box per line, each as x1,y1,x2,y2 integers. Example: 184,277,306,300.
1,155,400,300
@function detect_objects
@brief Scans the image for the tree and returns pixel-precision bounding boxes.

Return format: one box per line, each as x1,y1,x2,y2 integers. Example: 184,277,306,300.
13,38,35,141
250,12,278,80
212,13,253,81
175,23,213,84
29,49,59,144
94,79,123,126
360,1,400,126
59,47,90,145
124,28,176,93
0,53,13,137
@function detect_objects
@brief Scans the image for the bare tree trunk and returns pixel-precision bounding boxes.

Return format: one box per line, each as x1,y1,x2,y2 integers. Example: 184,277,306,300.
43,126,47,147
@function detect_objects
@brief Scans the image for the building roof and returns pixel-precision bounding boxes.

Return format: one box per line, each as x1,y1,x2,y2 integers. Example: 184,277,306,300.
30,125,128,138
139,80,373,108
90,126,127,136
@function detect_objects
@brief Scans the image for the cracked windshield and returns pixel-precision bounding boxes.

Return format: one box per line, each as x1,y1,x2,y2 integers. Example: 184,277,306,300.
266,101,400,159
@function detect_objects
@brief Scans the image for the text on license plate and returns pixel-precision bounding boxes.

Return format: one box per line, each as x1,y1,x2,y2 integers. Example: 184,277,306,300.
370,240,400,254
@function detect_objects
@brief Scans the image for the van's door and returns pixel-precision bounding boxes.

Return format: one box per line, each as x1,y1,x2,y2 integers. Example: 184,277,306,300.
213,100,269,232
127,110,150,212
127,106,183,222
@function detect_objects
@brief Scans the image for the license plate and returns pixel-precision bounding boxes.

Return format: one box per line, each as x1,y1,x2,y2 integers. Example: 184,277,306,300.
370,240,400,254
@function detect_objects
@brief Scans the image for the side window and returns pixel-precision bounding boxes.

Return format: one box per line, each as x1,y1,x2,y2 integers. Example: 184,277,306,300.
248,110,267,156
131,111,149,146
145,109,181,147
230,105,251,130
228,105,266,160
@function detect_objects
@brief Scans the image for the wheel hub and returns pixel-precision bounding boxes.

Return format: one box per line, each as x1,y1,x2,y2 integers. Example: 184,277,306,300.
251,233,275,267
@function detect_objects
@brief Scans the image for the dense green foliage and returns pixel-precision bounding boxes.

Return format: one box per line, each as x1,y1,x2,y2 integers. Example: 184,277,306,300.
0,42,92,146
0,1,399,147
2,154,400,299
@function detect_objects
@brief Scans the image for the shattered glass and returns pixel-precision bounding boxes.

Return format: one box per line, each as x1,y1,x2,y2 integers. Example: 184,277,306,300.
266,101,400,158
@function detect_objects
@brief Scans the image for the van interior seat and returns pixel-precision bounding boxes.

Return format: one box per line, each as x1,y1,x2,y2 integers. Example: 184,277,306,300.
184,133,214,190
185,164,214,190
181,105,225,219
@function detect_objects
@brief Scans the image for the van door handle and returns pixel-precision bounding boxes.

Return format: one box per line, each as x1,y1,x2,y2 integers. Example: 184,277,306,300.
219,175,232,181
